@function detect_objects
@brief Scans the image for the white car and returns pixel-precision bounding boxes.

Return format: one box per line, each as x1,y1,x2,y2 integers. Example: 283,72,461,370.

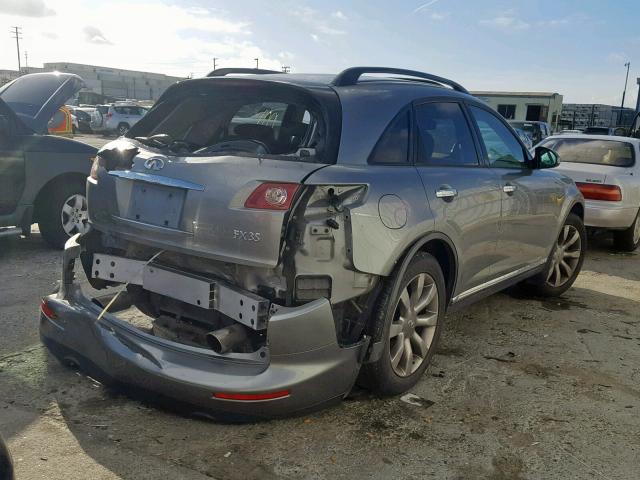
90,103,147,135
540,134,640,251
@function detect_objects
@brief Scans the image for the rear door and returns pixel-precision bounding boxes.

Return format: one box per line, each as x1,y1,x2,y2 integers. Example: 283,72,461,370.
413,100,502,293
0,104,25,215
468,105,562,275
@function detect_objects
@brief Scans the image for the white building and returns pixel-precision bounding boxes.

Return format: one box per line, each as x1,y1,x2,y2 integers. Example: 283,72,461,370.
471,91,563,130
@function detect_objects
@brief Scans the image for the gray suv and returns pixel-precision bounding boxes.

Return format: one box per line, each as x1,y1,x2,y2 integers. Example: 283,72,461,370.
40,67,586,418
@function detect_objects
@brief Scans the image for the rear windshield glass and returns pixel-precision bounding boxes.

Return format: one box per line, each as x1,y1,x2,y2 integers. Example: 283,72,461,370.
543,138,635,167
127,82,337,163
0,75,56,117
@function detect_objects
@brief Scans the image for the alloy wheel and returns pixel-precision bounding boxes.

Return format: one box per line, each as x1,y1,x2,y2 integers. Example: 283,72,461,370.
61,193,90,236
388,273,439,377
633,216,640,245
546,224,582,287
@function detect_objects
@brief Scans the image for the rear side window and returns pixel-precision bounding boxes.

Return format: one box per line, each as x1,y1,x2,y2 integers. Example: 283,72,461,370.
415,102,478,166
470,106,526,168
369,110,410,164
543,138,635,167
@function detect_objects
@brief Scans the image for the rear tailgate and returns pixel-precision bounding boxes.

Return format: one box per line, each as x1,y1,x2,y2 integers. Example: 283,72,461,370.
88,152,326,267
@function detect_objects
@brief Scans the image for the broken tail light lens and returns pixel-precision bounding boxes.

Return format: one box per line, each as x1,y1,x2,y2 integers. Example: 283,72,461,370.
213,390,290,401
40,298,57,319
576,182,622,201
244,183,300,210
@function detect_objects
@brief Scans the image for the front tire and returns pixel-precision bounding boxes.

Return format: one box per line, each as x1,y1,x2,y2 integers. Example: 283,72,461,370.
613,209,640,252
38,181,90,249
527,213,586,297
360,253,445,396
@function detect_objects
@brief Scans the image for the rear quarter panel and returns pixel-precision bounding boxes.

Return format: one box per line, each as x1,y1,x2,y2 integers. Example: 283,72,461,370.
303,164,435,276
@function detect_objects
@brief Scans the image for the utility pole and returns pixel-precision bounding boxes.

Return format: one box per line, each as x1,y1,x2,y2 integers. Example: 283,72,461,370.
281,66,290,73
10,26,22,73
213,57,218,71
254,58,259,69
636,78,640,113
619,62,631,125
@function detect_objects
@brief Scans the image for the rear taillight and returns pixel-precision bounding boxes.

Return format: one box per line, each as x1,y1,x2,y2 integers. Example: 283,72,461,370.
244,183,300,210
106,113,113,118
40,298,57,319
576,182,622,201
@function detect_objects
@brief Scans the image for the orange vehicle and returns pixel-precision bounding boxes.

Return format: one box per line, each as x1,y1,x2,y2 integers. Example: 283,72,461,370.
47,105,73,135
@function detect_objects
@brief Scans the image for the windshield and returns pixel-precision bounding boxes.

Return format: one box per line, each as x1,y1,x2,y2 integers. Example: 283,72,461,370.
543,138,635,167
127,83,333,163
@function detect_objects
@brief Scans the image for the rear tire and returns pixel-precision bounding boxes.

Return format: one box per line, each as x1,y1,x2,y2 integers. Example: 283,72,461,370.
526,213,586,297
38,180,89,249
360,253,445,396
613,209,640,252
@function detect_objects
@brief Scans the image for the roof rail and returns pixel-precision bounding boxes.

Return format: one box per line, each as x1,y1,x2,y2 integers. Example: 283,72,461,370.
206,68,281,77
331,67,469,94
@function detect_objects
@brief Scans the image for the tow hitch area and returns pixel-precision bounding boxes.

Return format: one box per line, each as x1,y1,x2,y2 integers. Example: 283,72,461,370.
92,254,270,330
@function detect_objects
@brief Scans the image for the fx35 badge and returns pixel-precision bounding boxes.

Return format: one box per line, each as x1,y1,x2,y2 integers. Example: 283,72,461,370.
233,229,262,242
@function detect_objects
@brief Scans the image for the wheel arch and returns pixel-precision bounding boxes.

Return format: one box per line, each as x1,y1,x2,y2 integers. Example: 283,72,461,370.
391,232,459,308
569,201,584,221
33,173,87,223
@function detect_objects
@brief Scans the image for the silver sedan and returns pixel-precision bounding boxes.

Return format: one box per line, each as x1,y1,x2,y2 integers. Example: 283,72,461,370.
541,134,640,251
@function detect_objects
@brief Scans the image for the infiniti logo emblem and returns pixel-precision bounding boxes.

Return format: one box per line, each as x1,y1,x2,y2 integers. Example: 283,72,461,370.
144,157,165,170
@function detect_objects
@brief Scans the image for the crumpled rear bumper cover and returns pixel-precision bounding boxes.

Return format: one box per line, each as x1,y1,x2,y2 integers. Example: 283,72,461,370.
39,235,364,419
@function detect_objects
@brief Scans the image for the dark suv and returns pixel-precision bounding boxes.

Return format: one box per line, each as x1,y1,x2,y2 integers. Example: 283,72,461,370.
41,67,586,418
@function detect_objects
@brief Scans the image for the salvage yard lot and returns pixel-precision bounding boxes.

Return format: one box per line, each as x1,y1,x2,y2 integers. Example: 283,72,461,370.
1,232,639,480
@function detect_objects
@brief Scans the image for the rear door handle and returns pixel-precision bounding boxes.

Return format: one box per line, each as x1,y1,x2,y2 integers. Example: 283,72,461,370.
503,184,516,195
436,187,458,200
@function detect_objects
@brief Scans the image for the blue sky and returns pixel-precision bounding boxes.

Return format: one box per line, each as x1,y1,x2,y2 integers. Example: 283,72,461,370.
1,0,639,106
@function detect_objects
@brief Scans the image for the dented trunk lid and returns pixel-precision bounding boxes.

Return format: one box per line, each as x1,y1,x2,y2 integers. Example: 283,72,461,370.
89,150,327,268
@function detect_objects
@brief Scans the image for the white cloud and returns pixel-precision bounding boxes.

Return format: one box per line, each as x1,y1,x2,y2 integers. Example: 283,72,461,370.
310,33,320,43
83,26,112,45
0,1,281,78
480,13,529,31
429,12,449,21
278,51,295,61
0,0,55,17
332,10,347,20
291,5,346,39
413,0,441,14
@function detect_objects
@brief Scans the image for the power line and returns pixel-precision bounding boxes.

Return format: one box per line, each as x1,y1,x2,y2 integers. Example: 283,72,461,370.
10,26,22,73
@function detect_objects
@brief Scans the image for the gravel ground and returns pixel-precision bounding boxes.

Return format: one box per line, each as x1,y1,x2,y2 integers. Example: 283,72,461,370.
1,228,639,479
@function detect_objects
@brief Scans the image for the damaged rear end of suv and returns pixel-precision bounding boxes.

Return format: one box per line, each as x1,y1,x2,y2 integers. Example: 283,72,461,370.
40,70,381,418
40,67,586,419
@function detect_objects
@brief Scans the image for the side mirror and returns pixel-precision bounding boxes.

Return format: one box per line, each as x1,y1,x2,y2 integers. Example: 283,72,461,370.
533,146,559,169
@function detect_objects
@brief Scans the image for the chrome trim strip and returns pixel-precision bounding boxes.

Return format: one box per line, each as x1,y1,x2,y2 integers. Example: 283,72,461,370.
111,215,193,236
451,258,547,304
108,170,205,191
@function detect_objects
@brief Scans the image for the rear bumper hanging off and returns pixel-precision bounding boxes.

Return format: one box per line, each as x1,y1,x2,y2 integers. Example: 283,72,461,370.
40,235,364,419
